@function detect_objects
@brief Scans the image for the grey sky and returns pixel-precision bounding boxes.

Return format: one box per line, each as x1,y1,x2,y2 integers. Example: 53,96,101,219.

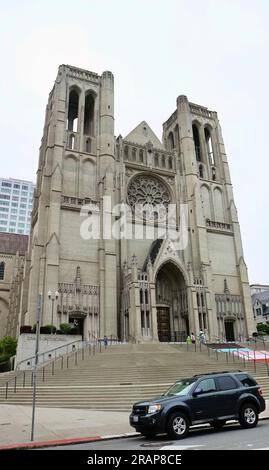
1,0,268,283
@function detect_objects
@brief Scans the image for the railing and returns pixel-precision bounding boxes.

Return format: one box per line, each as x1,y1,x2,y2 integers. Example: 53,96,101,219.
127,334,137,344
183,336,269,376
2,334,122,400
16,339,84,370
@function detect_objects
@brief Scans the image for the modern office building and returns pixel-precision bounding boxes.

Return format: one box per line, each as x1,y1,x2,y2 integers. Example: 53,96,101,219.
0,178,34,235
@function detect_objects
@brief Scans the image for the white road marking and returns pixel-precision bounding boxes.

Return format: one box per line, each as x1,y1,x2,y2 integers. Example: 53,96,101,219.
160,444,205,450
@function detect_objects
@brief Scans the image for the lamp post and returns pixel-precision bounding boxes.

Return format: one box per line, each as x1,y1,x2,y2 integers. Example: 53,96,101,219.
48,290,59,334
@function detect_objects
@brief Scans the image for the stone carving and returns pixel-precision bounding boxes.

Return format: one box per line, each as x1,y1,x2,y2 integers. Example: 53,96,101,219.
127,175,170,221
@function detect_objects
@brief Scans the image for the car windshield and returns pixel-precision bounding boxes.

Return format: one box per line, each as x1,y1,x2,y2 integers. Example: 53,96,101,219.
164,379,194,396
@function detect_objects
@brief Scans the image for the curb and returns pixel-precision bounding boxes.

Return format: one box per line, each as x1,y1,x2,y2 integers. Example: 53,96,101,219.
0,432,139,451
1,416,268,450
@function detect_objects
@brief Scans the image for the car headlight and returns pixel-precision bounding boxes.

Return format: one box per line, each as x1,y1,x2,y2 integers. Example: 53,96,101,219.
148,404,162,414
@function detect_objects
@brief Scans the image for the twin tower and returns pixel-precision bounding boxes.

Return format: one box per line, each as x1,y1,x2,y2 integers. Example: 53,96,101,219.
19,64,255,343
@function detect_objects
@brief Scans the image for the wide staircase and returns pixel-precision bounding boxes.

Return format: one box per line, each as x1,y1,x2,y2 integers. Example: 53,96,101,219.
0,343,268,411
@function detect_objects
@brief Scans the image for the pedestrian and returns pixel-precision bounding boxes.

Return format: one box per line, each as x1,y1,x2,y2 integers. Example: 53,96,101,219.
186,335,192,344
191,332,196,344
199,330,205,344
104,335,108,349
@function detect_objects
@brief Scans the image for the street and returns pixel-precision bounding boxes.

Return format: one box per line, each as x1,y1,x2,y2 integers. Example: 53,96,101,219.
44,420,269,450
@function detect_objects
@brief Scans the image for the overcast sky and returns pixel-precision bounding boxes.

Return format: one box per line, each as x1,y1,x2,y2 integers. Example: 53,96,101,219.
1,0,268,284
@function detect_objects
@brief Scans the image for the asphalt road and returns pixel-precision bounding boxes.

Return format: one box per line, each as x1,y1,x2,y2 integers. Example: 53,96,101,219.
44,420,269,450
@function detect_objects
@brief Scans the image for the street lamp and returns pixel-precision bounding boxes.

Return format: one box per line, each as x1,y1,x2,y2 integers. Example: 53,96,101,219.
48,290,59,334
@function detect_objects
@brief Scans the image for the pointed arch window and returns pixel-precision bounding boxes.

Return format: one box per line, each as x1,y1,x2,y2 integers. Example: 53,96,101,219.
124,146,129,160
205,127,215,164
0,262,5,280
85,138,91,153
168,156,173,169
212,167,216,181
167,132,175,151
192,124,201,161
154,153,159,167
132,148,137,162
199,164,204,178
67,89,79,132
139,149,144,163
84,93,95,135
162,155,166,168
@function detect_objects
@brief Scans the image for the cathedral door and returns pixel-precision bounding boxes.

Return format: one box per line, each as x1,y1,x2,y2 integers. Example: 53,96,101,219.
157,307,171,342
225,321,235,342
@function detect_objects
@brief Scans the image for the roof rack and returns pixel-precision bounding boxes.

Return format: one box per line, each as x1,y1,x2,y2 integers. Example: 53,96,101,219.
192,370,242,378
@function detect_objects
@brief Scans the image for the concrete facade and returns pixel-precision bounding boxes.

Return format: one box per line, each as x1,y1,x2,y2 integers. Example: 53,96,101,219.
19,64,255,343
0,233,28,338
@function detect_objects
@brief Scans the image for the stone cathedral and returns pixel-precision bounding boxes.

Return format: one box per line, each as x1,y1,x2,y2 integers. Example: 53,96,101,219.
19,64,255,343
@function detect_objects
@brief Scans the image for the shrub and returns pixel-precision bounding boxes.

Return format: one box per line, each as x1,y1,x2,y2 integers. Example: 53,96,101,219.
257,323,269,335
0,353,10,364
20,325,32,334
40,325,57,334
0,336,17,356
60,323,72,335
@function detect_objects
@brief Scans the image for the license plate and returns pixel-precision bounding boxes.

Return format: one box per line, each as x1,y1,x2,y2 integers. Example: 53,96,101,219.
133,416,139,422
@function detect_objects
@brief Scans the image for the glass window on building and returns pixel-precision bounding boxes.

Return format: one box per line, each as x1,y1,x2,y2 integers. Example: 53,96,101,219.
18,229,24,234
1,188,11,193
11,209,17,214
14,184,20,189
0,227,7,232
21,197,27,202
19,216,25,221
18,223,25,228
12,196,19,201
20,203,26,208
21,191,28,196
10,221,16,226
22,185,28,190
0,195,10,200
0,220,7,225
9,228,15,233
12,190,20,195
1,182,12,187
11,215,17,220
0,207,9,212
0,214,8,219
0,200,10,206
12,203,18,207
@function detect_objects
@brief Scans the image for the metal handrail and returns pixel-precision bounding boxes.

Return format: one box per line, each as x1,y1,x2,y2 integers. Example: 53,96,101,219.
3,333,123,399
2,339,95,400
16,339,84,369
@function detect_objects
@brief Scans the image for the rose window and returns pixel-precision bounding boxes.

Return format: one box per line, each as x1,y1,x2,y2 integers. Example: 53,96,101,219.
127,175,171,222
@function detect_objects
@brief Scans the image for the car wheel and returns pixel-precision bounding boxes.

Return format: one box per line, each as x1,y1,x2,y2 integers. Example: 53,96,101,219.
167,412,190,439
239,403,258,428
141,432,156,439
211,420,226,431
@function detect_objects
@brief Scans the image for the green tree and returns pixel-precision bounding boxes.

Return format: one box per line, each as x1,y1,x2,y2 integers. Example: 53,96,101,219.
0,336,17,357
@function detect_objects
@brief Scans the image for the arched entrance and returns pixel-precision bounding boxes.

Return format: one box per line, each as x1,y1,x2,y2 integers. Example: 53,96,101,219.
224,319,235,342
155,262,188,342
68,311,86,338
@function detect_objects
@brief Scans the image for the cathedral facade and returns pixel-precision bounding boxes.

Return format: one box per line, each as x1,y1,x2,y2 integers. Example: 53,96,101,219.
19,64,255,343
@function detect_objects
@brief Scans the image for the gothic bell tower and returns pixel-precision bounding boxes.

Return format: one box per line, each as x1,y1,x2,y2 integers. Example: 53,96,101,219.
20,65,117,338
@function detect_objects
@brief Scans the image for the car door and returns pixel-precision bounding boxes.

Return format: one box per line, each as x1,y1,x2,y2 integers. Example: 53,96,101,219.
190,377,218,422
214,375,239,417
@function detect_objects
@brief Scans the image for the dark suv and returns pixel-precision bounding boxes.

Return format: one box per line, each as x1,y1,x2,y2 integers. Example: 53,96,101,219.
129,371,265,439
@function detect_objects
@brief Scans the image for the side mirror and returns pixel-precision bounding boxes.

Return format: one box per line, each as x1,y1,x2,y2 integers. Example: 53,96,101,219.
193,388,203,397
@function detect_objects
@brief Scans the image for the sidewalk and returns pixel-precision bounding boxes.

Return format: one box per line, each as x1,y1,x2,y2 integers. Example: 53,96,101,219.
0,400,268,449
